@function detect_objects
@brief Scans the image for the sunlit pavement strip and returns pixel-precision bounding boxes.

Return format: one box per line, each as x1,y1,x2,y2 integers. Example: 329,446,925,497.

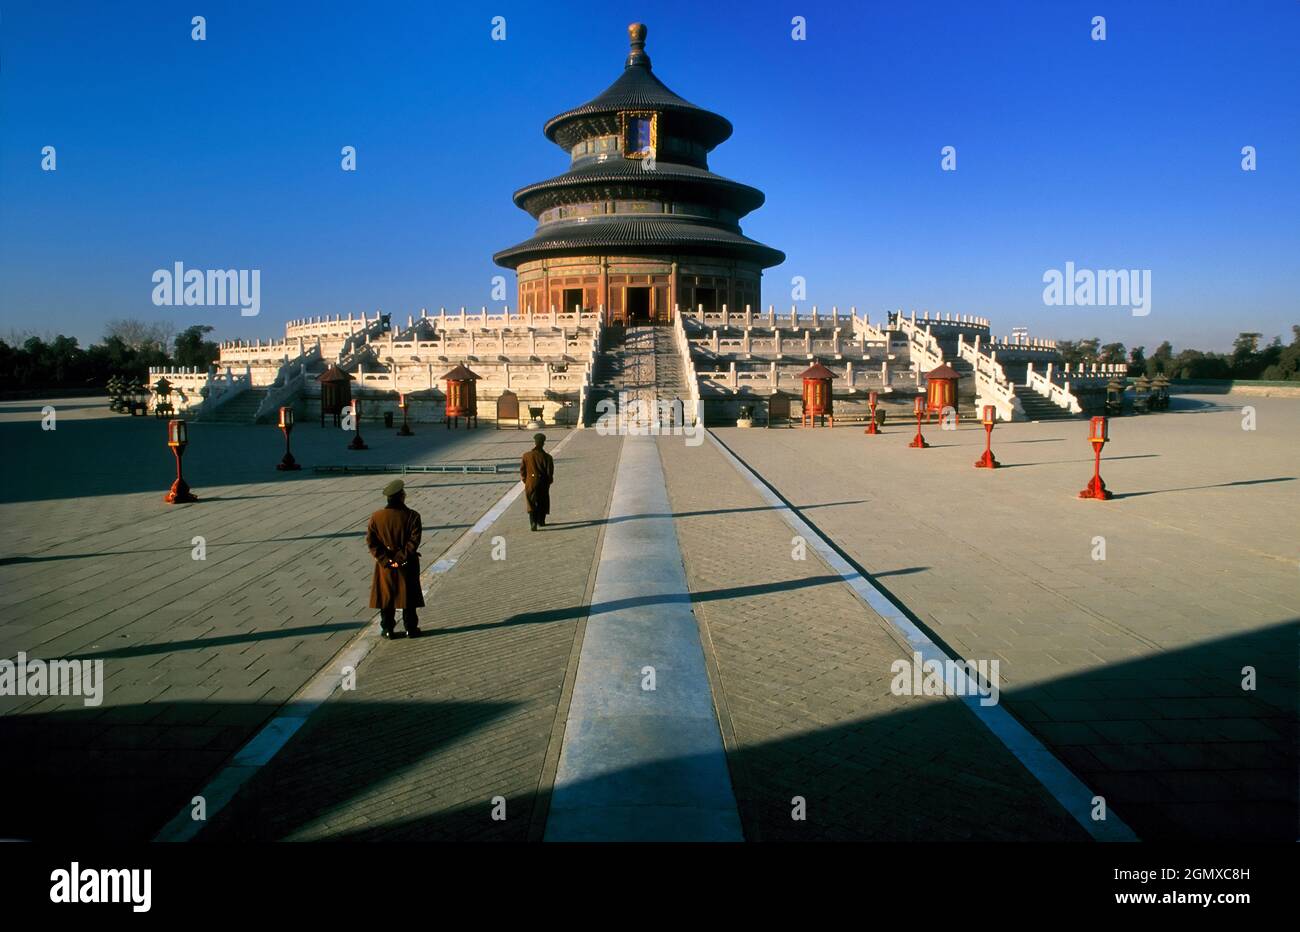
155,430,578,842
706,430,1139,843
545,436,743,842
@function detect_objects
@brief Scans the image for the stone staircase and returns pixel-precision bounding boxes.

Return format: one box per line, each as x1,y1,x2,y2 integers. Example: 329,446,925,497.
651,325,690,402
615,327,657,422
944,343,1074,421
587,325,690,426
201,387,269,423
587,324,627,422
1012,383,1078,421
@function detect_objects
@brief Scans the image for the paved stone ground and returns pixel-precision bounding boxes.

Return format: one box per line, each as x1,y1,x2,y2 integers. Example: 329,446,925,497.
0,397,561,841
3,393,1294,842
198,429,621,841
713,394,1298,840
657,434,1089,840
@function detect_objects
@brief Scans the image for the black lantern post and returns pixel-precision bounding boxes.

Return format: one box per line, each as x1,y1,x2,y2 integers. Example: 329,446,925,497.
107,375,125,413
152,377,175,418
131,380,148,416
1151,374,1171,410
1105,378,1126,416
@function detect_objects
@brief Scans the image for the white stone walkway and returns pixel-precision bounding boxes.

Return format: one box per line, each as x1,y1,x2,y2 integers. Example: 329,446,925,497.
544,436,742,841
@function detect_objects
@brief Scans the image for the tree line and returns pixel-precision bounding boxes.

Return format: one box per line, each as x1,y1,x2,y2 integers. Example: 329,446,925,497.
1056,327,1300,381
0,320,220,392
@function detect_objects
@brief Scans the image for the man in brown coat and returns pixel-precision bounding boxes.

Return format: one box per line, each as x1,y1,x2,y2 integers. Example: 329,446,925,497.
520,432,555,531
366,478,424,639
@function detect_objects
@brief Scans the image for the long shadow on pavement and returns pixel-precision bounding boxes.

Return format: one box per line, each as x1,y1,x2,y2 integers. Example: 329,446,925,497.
1,610,1291,842
1,410,535,505
186,618,1295,842
65,622,369,661
0,699,520,843
548,499,869,530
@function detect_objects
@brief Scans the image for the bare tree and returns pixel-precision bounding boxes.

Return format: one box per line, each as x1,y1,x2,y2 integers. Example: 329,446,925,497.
104,318,174,352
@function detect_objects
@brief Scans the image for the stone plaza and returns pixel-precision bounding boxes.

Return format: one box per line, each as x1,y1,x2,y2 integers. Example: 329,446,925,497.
1,388,1294,842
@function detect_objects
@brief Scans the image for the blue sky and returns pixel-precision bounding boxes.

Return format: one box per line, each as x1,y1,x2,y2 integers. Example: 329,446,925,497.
1,0,1297,352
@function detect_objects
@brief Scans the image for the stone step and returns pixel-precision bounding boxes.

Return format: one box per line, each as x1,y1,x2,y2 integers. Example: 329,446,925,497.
202,388,271,423
589,327,691,419
650,327,690,399
1013,385,1079,421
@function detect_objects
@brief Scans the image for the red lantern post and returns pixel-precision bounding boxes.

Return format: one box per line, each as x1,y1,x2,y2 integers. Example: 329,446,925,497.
1078,416,1112,499
974,405,1000,468
908,394,929,448
348,396,369,450
164,419,199,503
865,390,880,435
397,392,413,437
276,405,301,471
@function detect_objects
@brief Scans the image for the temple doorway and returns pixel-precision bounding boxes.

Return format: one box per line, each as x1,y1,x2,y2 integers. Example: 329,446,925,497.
626,287,652,324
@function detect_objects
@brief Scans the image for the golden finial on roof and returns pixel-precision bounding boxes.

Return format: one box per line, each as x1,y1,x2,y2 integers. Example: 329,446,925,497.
626,23,651,69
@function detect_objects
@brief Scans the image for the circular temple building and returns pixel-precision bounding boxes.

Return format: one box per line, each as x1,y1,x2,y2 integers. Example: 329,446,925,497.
493,23,784,326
